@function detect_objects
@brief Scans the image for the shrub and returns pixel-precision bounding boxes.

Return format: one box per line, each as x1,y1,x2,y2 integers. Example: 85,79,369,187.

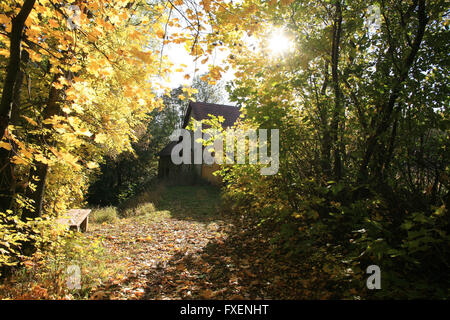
0,211,69,278
221,162,450,299
0,211,33,276
0,230,123,299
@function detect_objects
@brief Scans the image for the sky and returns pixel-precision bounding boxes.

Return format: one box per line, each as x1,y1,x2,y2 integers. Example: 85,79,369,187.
155,5,294,106
165,42,234,86
160,41,235,105
153,3,238,105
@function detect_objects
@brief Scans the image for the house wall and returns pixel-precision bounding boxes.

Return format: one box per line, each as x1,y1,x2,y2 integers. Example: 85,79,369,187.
158,112,229,186
201,163,222,185
159,156,221,185
159,156,198,185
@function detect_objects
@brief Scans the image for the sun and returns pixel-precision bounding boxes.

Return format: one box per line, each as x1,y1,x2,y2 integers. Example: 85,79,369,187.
267,29,293,56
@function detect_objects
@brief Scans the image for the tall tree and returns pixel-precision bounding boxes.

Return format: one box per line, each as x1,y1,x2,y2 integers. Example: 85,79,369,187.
0,0,35,211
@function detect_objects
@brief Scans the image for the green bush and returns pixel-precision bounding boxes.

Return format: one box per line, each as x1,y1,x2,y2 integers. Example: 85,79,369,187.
221,164,450,299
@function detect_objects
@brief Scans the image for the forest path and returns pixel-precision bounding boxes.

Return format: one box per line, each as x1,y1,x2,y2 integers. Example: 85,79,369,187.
87,186,325,299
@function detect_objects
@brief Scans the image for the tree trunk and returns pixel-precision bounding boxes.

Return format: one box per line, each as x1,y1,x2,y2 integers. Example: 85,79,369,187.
21,162,48,220
359,0,428,182
21,76,62,220
0,0,35,140
318,62,332,177
0,0,35,212
330,0,343,180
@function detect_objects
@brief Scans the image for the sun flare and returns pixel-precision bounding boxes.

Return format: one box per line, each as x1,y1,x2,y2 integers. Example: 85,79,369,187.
267,29,293,55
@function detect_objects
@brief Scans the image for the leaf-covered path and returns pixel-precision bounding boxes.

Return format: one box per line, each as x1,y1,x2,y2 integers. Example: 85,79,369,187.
87,186,336,300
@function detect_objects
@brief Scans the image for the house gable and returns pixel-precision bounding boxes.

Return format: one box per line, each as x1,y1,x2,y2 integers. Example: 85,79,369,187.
157,101,240,184
158,101,240,157
182,101,241,129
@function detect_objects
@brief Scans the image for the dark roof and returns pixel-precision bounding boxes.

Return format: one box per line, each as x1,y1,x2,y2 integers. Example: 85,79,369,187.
158,140,178,156
158,101,240,157
182,101,240,129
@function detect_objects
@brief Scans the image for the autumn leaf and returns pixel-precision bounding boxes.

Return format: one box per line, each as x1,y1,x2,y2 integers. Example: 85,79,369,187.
200,289,216,299
0,14,9,25
155,28,165,39
94,134,108,144
0,141,11,151
21,115,38,126
52,82,64,90
11,156,27,165
86,161,99,169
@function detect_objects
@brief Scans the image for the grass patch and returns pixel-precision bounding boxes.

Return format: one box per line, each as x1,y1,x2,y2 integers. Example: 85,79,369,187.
118,184,166,218
119,184,166,211
121,202,156,218
157,185,221,221
131,209,172,223
91,206,118,224
92,184,222,224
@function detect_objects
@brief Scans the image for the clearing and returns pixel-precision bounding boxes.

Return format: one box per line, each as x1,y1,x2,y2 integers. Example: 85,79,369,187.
87,185,335,300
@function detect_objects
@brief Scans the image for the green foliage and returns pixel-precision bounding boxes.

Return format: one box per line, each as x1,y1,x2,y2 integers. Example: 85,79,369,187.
191,74,226,104
222,164,450,298
217,0,449,299
0,211,30,270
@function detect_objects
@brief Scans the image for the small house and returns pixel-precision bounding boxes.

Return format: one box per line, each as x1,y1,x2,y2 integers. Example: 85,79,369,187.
158,101,240,185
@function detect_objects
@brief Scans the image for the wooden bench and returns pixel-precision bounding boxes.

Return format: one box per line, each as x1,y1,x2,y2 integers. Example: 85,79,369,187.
57,209,91,232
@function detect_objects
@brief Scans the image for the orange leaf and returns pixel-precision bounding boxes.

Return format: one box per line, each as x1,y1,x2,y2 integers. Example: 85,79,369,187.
0,141,11,151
